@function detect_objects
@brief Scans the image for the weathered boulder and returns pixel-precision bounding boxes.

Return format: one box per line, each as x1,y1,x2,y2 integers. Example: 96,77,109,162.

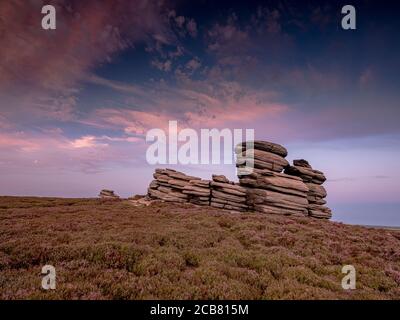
99,189,120,199
237,149,289,172
239,171,308,198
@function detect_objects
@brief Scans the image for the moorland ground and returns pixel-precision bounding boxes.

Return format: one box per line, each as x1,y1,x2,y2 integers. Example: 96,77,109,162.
0,196,399,299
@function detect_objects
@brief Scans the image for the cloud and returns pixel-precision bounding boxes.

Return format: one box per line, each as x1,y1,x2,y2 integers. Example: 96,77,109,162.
32,92,78,121
310,6,332,30
253,7,281,34
0,132,41,152
0,0,172,121
186,58,201,72
86,108,174,135
359,67,374,88
207,15,251,56
168,45,185,58
328,177,357,182
0,115,11,129
167,10,197,38
187,19,197,37
0,130,144,174
175,16,185,28
82,75,288,135
373,175,390,179
70,136,107,149
69,135,140,149
151,59,173,72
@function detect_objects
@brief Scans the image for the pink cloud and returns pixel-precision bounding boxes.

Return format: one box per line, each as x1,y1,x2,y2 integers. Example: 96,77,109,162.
185,58,201,72
69,136,107,149
0,133,40,152
0,0,171,88
84,75,289,133
175,16,185,28
167,11,197,38
151,59,173,72
0,115,11,129
84,108,173,135
207,16,251,56
0,130,144,175
186,19,197,37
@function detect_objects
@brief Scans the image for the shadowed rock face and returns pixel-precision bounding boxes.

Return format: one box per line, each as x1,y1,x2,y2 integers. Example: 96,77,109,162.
285,160,331,219
145,140,332,220
284,165,326,185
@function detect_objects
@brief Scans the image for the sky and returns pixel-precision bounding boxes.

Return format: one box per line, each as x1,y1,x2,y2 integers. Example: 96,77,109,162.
0,0,399,226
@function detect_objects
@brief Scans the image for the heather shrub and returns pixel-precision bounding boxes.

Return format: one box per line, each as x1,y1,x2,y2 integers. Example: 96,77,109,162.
0,196,399,299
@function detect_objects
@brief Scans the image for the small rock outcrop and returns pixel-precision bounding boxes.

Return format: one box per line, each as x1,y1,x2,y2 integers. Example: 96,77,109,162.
99,189,120,199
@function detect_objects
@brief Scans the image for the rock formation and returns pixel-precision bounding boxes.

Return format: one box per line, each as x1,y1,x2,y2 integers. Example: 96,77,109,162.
99,189,120,199
147,169,249,211
145,140,332,220
236,141,309,217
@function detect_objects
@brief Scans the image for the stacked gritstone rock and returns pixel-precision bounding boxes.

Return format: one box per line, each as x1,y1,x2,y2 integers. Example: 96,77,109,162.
239,170,309,216
210,175,249,212
236,141,309,216
148,168,211,205
285,159,332,219
235,140,289,174
99,189,120,199
183,179,211,206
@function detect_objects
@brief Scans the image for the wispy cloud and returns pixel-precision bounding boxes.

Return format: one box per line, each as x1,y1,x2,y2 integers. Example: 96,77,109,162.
0,0,172,121
329,175,391,182
359,67,374,88
83,75,288,134
0,130,144,174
